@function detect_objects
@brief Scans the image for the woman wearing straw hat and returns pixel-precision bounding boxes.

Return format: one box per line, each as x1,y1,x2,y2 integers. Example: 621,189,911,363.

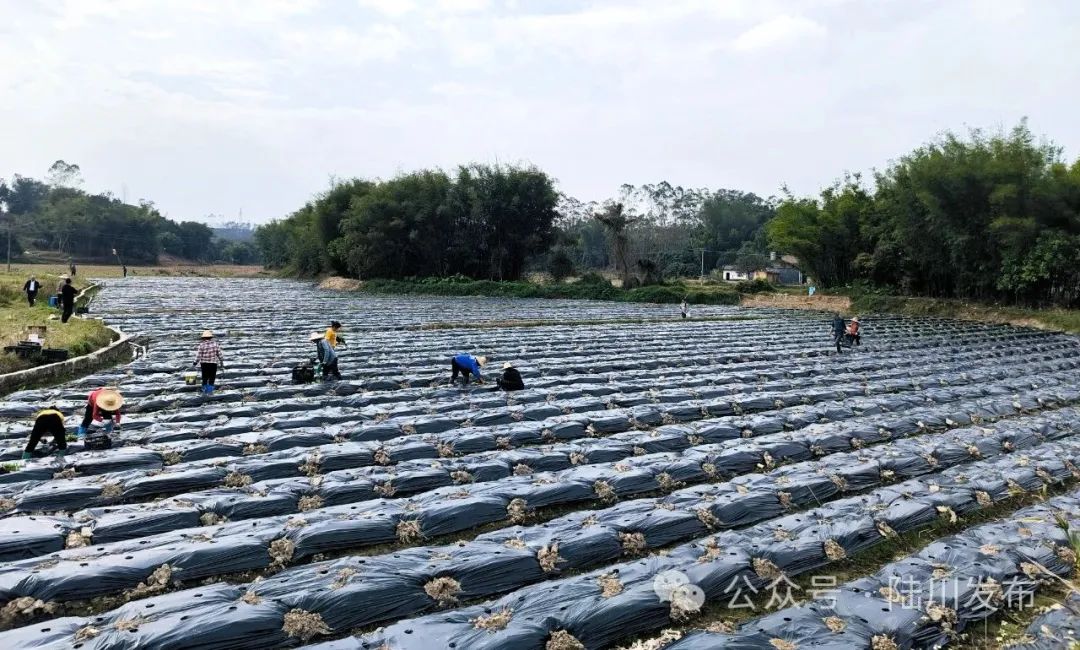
194,330,225,394
76,388,124,447
450,353,487,386
495,361,525,392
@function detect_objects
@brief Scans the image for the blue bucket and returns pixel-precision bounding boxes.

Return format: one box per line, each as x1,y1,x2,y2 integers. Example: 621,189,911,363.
48,296,59,308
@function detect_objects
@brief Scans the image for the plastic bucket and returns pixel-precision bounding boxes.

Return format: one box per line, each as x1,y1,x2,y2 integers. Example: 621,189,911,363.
48,296,59,308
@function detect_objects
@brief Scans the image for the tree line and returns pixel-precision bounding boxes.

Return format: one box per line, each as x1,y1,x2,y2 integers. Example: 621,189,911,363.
256,168,777,284
256,120,1079,308
0,161,260,265
769,121,1080,307
255,164,561,281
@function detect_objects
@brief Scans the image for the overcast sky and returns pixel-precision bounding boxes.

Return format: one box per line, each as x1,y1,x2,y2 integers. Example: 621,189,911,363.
1,0,1077,224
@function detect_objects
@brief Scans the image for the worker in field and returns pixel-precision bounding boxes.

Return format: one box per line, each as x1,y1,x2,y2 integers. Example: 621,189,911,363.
831,313,846,353
194,330,224,394
77,388,123,449
55,275,68,306
23,276,40,306
495,361,525,392
22,407,68,460
324,321,345,348
60,277,78,323
680,298,689,319
311,332,342,380
451,353,487,386
846,316,861,346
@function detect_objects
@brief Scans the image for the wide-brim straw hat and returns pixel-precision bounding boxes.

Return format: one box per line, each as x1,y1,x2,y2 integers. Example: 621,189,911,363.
309,332,324,342
502,362,513,370
96,389,124,411
852,317,860,322
200,330,214,339
477,356,488,366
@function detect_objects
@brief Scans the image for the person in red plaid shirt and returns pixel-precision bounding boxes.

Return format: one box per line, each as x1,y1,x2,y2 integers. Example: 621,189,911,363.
193,330,224,394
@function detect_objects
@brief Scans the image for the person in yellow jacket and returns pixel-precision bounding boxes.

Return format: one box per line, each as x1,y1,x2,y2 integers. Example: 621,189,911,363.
324,321,344,348
23,408,67,460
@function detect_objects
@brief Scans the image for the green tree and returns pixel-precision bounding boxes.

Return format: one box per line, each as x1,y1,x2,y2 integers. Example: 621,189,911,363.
594,202,636,288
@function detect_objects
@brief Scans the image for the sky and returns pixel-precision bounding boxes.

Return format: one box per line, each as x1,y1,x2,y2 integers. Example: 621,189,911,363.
1,0,1077,224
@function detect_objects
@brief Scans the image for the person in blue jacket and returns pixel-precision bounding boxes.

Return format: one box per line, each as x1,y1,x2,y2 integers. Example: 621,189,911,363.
450,353,487,386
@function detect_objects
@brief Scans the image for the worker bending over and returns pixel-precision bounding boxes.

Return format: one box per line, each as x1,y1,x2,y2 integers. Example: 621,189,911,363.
23,407,67,460
451,353,487,386
311,332,342,380
77,388,124,439
846,316,861,346
495,362,525,391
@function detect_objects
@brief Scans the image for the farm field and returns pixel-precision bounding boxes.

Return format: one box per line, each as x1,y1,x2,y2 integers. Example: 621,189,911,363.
0,277,1079,648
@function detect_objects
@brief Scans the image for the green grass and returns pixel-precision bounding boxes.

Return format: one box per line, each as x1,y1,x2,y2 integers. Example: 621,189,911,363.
0,271,117,373
849,293,1080,334
359,277,742,305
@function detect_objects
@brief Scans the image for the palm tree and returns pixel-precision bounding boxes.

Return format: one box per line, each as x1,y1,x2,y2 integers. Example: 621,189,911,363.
594,202,635,288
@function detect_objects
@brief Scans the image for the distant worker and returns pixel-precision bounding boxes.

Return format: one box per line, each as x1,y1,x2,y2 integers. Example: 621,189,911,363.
23,276,40,306
680,298,689,319
831,313,846,354
846,316,861,346
325,321,344,348
495,362,525,392
69,262,77,277
122,265,128,278
194,330,224,394
311,332,342,380
77,388,124,447
23,407,68,460
60,277,77,323
451,353,487,386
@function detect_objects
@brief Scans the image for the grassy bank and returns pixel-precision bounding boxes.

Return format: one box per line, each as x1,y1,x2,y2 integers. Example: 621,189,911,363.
5,262,268,279
0,271,117,373
359,277,742,305
849,293,1080,334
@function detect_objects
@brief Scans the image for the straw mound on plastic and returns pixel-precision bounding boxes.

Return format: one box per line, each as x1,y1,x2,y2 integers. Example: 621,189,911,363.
546,629,586,650
620,532,647,556
297,495,324,511
0,597,57,628
537,543,564,572
130,564,173,598
597,572,623,597
396,519,422,543
594,480,617,503
507,498,529,523
472,608,513,631
282,608,331,640
770,640,797,650
424,576,461,606
269,538,295,565
224,471,252,488
871,635,899,650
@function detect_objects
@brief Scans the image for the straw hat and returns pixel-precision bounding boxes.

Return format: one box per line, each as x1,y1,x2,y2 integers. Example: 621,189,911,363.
200,330,214,339
502,362,513,370
851,316,860,323
309,332,324,342
96,389,124,411
477,356,488,366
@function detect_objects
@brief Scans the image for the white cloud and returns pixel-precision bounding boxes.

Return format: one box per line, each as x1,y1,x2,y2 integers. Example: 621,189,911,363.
731,14,826,51
358,0,416,18
436,0,490,14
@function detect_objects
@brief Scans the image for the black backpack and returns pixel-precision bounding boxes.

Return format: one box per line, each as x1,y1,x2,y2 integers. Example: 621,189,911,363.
292,364,315,384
